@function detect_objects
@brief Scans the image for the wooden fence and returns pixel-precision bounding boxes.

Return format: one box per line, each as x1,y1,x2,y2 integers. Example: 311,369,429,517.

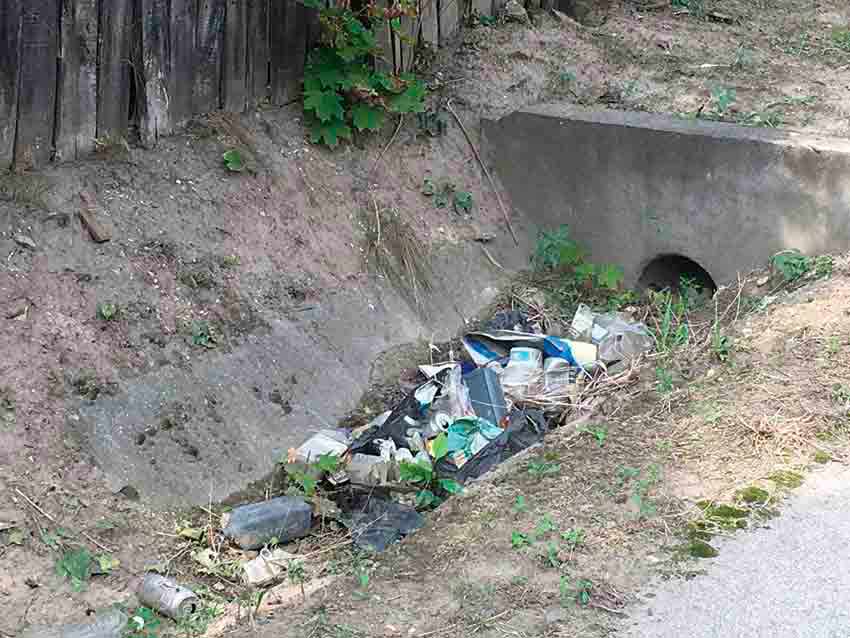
0,0,481,172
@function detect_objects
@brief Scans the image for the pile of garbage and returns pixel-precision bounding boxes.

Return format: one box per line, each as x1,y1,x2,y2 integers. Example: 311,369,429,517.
21,306,654,638
219,304,653,559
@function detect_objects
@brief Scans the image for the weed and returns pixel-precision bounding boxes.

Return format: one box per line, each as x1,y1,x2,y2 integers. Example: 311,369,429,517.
513,495,528,514
814,255,834,278
578,424,607,447
398,433,462,508
708,86,736,119
731,44,753,69
531,225,585,271
222,149,245,172
71,370,104,400
56,548,93,591
652,289,690,353
0,172,50,208
687,539,718,558
831,384,850,406
542,541,561,568
175,601,222,638
740,109,783,128
615,465,641,488
831,27,850,53
0,387,14,425
97,302,119,321
560,576,592,606
618,465,659,518
772,250,810,282
478,13,498,26
527,459,561,477
607,289,638,311
561,527,586,549
655,366,674,393
221,255,241,268
533,514,557,539
417,109,448,137
736,486,769,505
283,453,341,498
511,530,531,549
191,321,215,348
712,327,731,362
124,606,161,638
453,190,474,215
768,470,803,489
814,451,832,464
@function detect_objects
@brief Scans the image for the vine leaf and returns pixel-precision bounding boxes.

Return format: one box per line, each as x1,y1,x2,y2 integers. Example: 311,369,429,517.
309,118,352,148
351,104,385,132
388,79,426,113
304,89,344,122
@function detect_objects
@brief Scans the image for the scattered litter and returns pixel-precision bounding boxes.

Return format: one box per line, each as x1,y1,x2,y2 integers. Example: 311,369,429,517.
241,547,298,586
222,496,312,549
13,234,37,250
345,495,425,553
294,429,351,465
447,416,504,463
347,453,392,485
501,347,544,400
486,309,537,333
21,607,127,638
594,313,653,365
138,573,199,620
465,367,508,427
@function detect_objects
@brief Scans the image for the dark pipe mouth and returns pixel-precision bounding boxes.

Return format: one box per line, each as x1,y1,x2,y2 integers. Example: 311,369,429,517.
638,254,717,295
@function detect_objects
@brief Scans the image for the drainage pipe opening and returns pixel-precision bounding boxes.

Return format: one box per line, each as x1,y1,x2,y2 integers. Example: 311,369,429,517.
638,254,717,296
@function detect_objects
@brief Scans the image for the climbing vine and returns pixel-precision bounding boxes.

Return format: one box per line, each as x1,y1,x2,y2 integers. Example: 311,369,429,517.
300,0,427,147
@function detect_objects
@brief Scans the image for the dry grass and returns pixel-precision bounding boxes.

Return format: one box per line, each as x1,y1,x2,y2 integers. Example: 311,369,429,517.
361,202,434,312
0,172,50,209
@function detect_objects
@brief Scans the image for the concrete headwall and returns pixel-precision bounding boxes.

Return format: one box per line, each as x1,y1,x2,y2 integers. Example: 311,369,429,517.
483,106,850,287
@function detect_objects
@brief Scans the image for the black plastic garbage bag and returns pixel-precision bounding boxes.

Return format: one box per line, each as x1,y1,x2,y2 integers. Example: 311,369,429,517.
344,493,425,553
435,408,547,483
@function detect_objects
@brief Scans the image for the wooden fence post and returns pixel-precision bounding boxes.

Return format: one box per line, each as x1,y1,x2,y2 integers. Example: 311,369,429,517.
0,1,22,169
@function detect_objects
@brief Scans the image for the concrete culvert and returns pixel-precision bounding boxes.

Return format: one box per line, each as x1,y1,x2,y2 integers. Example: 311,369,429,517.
638,254,717,295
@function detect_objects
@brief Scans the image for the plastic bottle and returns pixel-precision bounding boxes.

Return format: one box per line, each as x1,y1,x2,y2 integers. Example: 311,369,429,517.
222,496,312,549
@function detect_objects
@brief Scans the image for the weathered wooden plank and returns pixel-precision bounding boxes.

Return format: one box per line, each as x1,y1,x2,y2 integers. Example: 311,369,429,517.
222,0,248,112
140,0,171,146
170,0,197,127
438,0,460,46
247,0,270,104
419,0,439,48
97,0,133,140
195,0,225,113
14,1,59,170
0,1,22,168
56,0,99,162
270,0,309,105
398,14,417,72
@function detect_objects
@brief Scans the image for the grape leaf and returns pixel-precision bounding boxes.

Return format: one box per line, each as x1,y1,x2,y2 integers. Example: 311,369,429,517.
304,89,344,123
351,104,385,132
388,79,426,113
370,72,399,93
309,117,352,148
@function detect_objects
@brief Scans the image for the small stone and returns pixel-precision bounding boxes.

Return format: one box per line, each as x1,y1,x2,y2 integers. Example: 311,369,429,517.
544,606,567,624
78,208,112,243
756,275,770,287
13,234,36,250
5,299,28,320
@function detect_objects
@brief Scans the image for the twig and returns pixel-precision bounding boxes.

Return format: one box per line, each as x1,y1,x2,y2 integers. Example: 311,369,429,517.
445,99,519,246
589,602,628,616
370,115,405,178
480,245,505,271
418,609,511,637
14,488,113,552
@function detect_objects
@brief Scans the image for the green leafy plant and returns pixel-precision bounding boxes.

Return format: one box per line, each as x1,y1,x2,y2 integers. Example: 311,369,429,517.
453,190,474,215
398,433,462,508
814,255,834,278
831,27,850,52
655,366,674,393
511,530,531,549
222,149,245,172
533,514,557,539
708,86,736,119
56,548,93,591
619,464,660,519
300,0,426,148
561,527,585,549
712,326,731,362
513,494,528,514
97,302,119,321
772,250,811,282
283,453,342,498
417,109,448,137
578,424,607,447
527,459,561,477
191,321,215,348
125,606,161,638
560,576,592,606
532,225,585,270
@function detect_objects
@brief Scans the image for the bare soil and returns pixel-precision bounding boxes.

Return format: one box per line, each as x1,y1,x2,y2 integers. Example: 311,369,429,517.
2,1,850,636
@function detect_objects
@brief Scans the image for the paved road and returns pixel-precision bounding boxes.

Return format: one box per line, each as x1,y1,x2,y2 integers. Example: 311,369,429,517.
621,465,850,638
